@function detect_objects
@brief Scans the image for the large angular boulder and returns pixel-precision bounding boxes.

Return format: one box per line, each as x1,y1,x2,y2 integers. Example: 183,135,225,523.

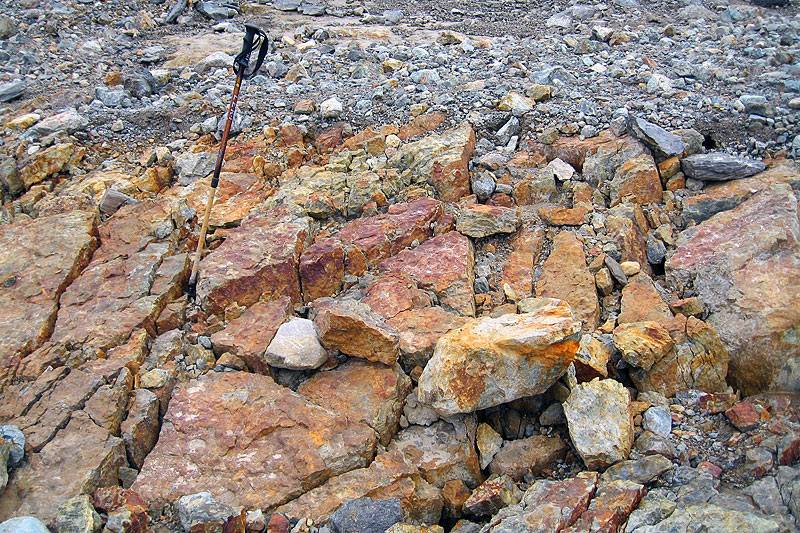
379,231,475,317
386,307,469,369
361,272,433,320
0,211,98,385
561,479,645,533
264,317,328,370
563,378,634,470
608,153,663,205
537,231,599,331
197,215,308,315
298,359,412,445
313,298,400,365
417,299,580,416
488,435,567,481
456,204,520,238
681,152,766,181
666,184,800,395
390,123,475,202
299,238,345,303
131,372,377,510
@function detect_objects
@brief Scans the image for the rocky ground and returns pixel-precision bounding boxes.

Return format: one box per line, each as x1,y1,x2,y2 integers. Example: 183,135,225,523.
1,0,800,532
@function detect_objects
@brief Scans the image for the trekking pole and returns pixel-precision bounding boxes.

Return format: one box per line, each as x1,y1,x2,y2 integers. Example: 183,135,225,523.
187,23,270,302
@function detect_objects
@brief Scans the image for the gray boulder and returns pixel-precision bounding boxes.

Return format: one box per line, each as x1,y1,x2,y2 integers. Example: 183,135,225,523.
628,117,687,159
330,498,403,533
681,153,766,181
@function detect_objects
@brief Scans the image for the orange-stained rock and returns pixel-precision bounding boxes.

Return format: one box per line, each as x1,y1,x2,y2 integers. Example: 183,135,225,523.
299,239,345,304
390,123,475,202
500,228,545,299
276,451,442,526
298,359,412,445
379,231,475,317
313,298,399,365
19,142,84,189
441,480,471,518
481,472,599,532
132,372,377,510
197,214,307,315
537,231,599,331
209,297,292,374
609,153,663,205
574,334,611,382
618,273,673,325
0,211,98,386
488,435,567,481
606,215,652,277
417,299,580,416
463,475,522,517
562,479,646,533
388,420,484,489
456,204,520,238
538,206,590,226
178,172,272,228
386,307,469,369
398,112,447,141
613,321,675,371
362,272,433,320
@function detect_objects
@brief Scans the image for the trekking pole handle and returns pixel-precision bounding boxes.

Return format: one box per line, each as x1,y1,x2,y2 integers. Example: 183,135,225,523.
234,23,269,79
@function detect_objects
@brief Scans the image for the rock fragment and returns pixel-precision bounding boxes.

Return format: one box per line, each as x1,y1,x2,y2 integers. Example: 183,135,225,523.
681,153,767,181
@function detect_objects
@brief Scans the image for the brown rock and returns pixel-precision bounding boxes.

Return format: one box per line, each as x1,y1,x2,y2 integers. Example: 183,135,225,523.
362,272,433,320
676,317,730,393
456,204,520,238
84,367,134,435
482,472,599,532
538,206,590,226
606,215,652,277
390,123,475,202
121,388,161,470
0,411,125,524
298,359,411,445
197,215,307,315
613,321,675,371
666,184,800,396
463,475,522,517
299,238,345,304
19,143,85,188
313,298,400,365
417,299,580,416
537,231,599,331
388,420,484,489
209,297,292,374
609,153,663,205
500,228,545,299
0,211,98,385
574,334,611,381
398,111,447,141
699,393,738,414
617,273,673,325
180,172,272,228
132,372,377,510
488,435,567,481
725,401,762,431
379,231,475,317
276,451,442,526
441,479,471,518
562,479,646,533
386,307,469,369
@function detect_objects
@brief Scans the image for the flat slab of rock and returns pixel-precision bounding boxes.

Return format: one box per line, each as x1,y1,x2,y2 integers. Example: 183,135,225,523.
636,502,782,532
500,228,545,299
562,479,645,533
379,231,475,317
456,204,520,238
666,184,800,395
361,272,433,320
264,317,327,370
0,211,97,384
537,231,599,331
386,307,469,369
276,451,442,526
197,214,308,315
628,116,687,159
298,359,411,445
209,297,292,374
482,472,599,532
564,378,634,470
418,299,580,416
299,238,345,303
681,152,766,181
131,372,377,510
313,298,400,365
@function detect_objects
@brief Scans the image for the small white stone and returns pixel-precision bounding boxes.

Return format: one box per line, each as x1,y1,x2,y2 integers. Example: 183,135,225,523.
320,97,343,118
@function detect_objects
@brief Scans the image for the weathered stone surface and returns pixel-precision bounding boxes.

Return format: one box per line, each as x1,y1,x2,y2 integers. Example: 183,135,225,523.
179,172,272,227
488,435,567,481
0,411,125,524
623,490,677,532
562,479,645,533
177,492,240,533
536,231,599,331
277,451,442,526
613,321,675,371
463,475,522,517
574,334,611,381
628,117,687,159
681,153,767,181
83,367,133,435
298,359,411,445
19,143,85,189
387,307,468,369
456,204,520,238
93,487,151,533
209,297,292,374
564,378,634,470
362,272,433,320
386,525,444,533
313,298,400,365
299,238,345,303
418,299,580,416
174,151,216,186
380,231,475,317
606,214,651,277
600,455,673,485
0,517,49,533
132,372,377,510
500,228,545,299
56,494,102,533
617,273,673,325
0,211,97,384
476,423,503,471
264,317,327,370
675,317,730,393
120,388,160,470
388,421,483,489
197,215,308,315
666,184,800,395
390,123,475,202
330,497,403,533
635,503,781,532
608,153,663,205
482,472,599,532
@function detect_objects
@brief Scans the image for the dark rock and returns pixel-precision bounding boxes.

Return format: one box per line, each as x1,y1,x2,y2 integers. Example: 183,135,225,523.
629,116,687,159
681,153,766,181
0,80,25,103
330,498,403,533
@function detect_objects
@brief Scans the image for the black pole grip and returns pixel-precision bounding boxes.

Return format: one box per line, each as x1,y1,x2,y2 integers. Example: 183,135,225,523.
234,24,268,79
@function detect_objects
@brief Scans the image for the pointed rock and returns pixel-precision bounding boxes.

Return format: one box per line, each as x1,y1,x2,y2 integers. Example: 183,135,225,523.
299,238,345,303
628,116,687,159
681,152,767,181
537,231,599,331
264,317,328,370
564,378,634,470
313,298,400,365
417,299,580,416
132,372,377,510
121,388,160,470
